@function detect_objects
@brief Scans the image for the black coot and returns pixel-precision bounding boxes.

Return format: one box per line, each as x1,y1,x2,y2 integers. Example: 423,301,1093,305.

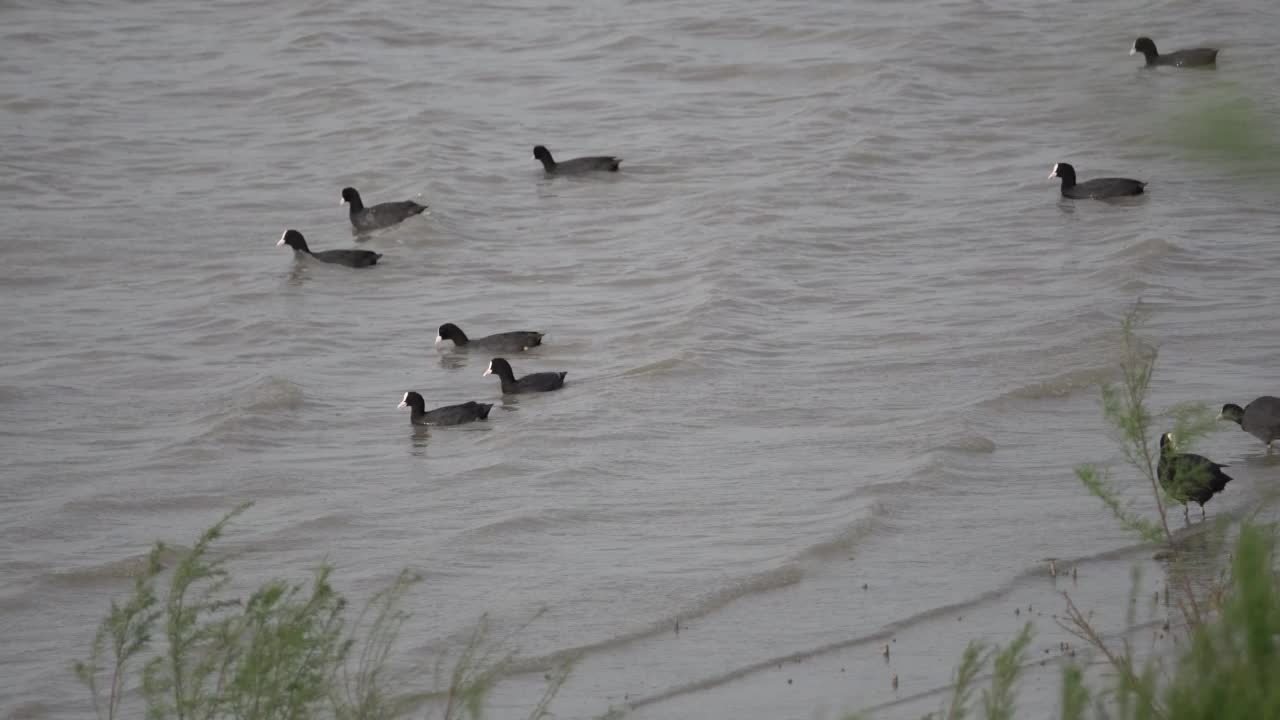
1131,37,1219,67
398,391,492,426
277,230,381,268
1158,432,1233,521
341,187,427,232
1219,396,1280,451
483,358,566,394
533,145,621,174
1049,163,1146,199
436,323,544,353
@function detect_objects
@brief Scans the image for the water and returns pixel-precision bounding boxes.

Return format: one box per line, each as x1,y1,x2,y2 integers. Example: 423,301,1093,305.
3,0,1280,717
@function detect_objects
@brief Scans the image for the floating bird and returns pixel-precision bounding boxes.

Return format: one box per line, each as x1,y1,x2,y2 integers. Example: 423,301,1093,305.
397,391,492,426
533,145,621,174
277,229,381,268
483,358,566,394
436,323,544,353
341,186,427,232
1131,37,1219,67
1048,163,1146,199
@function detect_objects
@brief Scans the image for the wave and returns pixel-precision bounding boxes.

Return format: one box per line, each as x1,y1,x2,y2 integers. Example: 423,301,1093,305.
0,383,25,404
237,376,305,413
934,434,997,453
498,514,883,673
1106,236,1182,262
504,563,805,674
614,538,1166,712
160,375,305,452
791,513,882,564
617,354,691,379
450,508,609,544
989,364,1117,403
0,545,188,614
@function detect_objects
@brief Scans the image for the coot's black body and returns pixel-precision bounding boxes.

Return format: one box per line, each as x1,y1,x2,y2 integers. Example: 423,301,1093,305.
1158,432,1233,520
1049,163,1146,199
533,145,621,174
277,229,382,268
1219,396,1280,451
398,391,492,426
436,323,544,353
342,187,427,232
1131,37,1219,67
483,358,566,394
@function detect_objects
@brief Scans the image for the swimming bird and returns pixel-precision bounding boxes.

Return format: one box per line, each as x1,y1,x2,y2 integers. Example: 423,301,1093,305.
1048,163,1146,199
533,145,621,174
436,323,544,353
341,187,427,232
1131,37,1219,67
483,358,566,394
1158,432,1233,521
1219,396,1280,452
398,391,492,426
277,229,381,268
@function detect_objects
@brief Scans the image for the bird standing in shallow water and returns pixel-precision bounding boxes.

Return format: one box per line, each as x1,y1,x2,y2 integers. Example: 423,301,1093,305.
1157,432,1233,521
1219,397,1280,453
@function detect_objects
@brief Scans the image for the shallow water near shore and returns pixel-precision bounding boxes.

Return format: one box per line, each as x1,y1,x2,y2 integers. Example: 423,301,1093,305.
3,0,1280,716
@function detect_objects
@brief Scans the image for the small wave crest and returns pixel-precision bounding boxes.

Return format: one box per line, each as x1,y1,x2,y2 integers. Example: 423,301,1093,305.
790,513,881,564
1112,236,1181,260
238,376,305,412
618,354,689,379
4,545,188,611
163,376,305,452
935,434,997,453
505,563,804,674
505,516,883,673
618,539,1161,712
994,365,1116,403
451,508,600,544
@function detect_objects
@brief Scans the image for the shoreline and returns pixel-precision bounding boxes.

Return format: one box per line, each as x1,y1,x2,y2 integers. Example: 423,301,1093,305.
481,527,1221,719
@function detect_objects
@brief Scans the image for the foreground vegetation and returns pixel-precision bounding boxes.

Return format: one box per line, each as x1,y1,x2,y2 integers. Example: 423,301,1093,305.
917,523,1277,720
916,306,1279,720
74,501,572,720
77,307,1276,720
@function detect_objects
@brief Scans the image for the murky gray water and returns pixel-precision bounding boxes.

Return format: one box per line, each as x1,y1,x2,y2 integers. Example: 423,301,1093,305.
3,0,1280,717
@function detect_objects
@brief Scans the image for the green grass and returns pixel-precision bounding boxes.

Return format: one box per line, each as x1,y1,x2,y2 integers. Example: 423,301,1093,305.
910,304,1280,720
73,502,572,720
916,524,1277,720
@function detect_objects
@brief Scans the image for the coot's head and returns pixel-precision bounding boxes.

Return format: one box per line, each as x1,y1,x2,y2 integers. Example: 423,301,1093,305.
533,145,552,162
436,323,467,346
1160,431,1177,453
340,187,362,208
1048,162,1076,184
1131,37,1158,60
277,229,310,253
1218,403,1245,425
398,391,425,411
483,358,515,380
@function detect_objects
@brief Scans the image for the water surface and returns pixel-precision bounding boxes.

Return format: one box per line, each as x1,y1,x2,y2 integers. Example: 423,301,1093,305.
3,0,1280,716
